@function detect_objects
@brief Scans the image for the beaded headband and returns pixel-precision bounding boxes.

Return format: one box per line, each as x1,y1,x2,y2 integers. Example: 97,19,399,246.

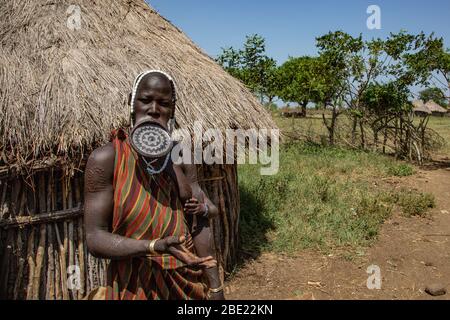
130,70,177,127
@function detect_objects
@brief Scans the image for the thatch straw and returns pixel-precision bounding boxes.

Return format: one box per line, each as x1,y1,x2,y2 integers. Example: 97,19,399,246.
412,100,426,109
425,100,447,113
0,0,277,172
412,100,431,115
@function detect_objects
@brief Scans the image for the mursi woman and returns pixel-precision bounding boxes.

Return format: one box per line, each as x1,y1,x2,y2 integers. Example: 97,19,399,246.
84,70,223,300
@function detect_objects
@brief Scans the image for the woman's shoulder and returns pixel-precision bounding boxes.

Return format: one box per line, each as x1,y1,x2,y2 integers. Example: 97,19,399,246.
85,143,115,181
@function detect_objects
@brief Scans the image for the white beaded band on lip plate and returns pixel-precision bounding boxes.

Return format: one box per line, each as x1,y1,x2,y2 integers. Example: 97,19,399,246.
130,69,177,127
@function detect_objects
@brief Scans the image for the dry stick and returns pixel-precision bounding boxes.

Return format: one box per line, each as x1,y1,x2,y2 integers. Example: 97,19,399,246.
74,177,85,299
67,178,76,300
26,228,35,300
95,254,100,288
46,225,55,300
46,172,55,300
0,180,8,219
223,167,235,263
33,229,47,300
25,178,37,300
217,181,229,270
62,178,70,300
32,174,47,299
231,166,239,263
9,179,21,219
99,258,104,288
12,183,26,299
13,231,25,300
88,253,94,293
0,230,13,299
211,175,223,270
229,165,240,239
1,207,83,228
55,223,69,300
54,225,61,300
50,172,62,299
102,259,108,287
84,238,91,294
0,179,20,299
78,218,85,299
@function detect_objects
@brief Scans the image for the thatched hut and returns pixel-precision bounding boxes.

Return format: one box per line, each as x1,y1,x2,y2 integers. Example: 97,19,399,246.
0,0,276,299
412,100,431,117
280,107,305,118
425,100,447,117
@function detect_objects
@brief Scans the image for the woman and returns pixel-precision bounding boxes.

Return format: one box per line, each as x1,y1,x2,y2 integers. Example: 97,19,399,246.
84,70,216,300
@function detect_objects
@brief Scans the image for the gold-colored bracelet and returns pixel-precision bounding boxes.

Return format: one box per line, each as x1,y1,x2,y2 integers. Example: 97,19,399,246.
148,238,160,255
208,284,224,294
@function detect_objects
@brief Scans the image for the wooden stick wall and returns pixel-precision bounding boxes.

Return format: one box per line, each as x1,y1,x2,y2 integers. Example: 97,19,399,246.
0,163,240,299
0,170,106,300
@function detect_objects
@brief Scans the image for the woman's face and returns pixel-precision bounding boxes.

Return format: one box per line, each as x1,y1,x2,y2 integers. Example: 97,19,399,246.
133,73,174,129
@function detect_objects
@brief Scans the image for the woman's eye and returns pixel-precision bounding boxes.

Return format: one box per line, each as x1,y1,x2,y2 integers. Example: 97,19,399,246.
139,98,151,104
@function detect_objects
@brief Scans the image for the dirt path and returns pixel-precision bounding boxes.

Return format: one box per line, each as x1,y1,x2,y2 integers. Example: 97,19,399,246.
225,157,450,300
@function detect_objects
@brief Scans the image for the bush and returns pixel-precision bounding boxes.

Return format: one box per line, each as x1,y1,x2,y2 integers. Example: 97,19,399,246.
388,163,414,177
383,189,435,217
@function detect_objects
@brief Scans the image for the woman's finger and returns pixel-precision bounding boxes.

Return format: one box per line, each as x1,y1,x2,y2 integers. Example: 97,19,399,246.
184,204,200,209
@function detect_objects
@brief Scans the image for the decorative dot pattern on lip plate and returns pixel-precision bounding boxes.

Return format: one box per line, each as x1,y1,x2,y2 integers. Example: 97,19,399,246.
130,122,173,158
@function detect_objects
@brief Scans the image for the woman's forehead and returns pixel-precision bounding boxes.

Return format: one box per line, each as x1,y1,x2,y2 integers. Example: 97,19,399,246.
138,73,172,94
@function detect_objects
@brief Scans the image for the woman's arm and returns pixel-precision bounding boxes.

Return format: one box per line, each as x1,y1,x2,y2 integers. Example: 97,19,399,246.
84,143,151,259
180,163,219,218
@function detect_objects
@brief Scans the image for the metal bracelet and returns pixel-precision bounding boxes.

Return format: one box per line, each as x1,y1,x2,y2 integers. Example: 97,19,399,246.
148,238,160,254
202,203,209,218
209,284,224,293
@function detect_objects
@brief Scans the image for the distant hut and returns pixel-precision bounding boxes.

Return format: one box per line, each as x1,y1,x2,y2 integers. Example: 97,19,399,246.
412,100,431,117
280,107,305,118
0,0,276,299
425,100,448,117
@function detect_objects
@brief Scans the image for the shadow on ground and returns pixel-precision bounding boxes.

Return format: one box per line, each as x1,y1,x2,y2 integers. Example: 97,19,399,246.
421,156,450,171
229,185,276,277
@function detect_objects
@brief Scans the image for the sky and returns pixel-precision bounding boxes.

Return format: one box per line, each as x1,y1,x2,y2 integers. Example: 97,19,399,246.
148,0,450,64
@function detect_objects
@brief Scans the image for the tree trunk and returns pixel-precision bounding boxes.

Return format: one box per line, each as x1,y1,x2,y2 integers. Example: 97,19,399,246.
351,116,358,145
322,105,338,146
301,101,308,117
359,120,366,149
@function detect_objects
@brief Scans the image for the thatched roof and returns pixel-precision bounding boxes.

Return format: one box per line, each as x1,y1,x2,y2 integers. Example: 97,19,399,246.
412,100,425,109
412,100,431,114
425,100,447,113
0,0,276,172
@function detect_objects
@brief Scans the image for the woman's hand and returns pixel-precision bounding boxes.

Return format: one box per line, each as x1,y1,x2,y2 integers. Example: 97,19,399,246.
152,235,217,268
184,197,206,216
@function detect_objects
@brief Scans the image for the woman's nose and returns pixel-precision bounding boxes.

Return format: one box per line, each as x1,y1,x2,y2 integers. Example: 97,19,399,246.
148,102,159,115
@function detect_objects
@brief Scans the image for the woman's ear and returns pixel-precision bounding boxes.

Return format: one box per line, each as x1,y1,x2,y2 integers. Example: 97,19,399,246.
127,93,132,106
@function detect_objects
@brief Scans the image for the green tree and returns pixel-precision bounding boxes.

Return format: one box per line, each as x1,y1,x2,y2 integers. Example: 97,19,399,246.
216,34,279,105
216,46,243,80
277,56,322,116
315,31,365,145
419,87,448,107
403,34,450,105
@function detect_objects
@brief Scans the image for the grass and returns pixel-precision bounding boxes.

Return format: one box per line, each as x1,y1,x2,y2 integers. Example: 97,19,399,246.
422,116,450,156
237,113,445,256
276,111,450,158
382,189,435,217
238,141,435,255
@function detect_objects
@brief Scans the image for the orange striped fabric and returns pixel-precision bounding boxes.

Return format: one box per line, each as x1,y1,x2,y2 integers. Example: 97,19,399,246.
105,129,207,300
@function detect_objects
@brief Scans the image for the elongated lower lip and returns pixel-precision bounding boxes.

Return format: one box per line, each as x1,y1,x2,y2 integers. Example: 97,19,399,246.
134,118,168,131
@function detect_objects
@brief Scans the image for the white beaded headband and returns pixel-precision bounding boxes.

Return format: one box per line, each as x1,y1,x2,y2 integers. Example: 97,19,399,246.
130,70,177,127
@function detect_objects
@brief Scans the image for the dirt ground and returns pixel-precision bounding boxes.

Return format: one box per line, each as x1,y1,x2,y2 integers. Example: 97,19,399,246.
225,155,450,300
